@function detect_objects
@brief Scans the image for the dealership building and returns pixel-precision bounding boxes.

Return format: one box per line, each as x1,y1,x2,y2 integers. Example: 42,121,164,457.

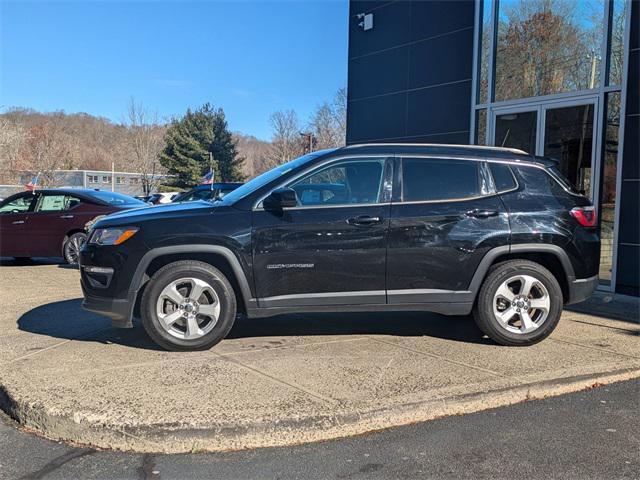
346,0,639,296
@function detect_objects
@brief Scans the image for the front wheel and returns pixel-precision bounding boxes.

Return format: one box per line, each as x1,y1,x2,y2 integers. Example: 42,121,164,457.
473,260,563,346
63,232,87,265
140,260,237,351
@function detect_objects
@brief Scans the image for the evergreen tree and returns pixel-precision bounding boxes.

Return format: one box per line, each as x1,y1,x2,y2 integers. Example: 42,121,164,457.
159,103,244,187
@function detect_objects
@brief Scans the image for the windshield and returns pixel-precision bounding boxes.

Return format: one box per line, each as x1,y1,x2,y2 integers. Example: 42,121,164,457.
89,190,147,206
220,152,326,204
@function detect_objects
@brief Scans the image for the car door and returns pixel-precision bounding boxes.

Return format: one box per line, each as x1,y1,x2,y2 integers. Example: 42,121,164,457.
26,193,83,256
0,192,38,257
252,156,393,307
386,156,510,304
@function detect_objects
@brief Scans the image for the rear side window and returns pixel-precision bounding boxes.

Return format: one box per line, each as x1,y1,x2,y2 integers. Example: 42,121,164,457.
489,163,517,192
401,158,481,202
512,166,565,196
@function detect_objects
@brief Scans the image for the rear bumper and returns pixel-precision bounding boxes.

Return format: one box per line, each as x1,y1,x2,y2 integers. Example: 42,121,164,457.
81,288,135,328
566,275,599,305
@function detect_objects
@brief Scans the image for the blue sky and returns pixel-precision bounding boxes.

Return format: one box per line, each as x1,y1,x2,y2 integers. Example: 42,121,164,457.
1,0,349,140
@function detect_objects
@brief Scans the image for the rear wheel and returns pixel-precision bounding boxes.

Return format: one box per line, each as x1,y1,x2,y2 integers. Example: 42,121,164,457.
473,260,563,346
63,232,87,265
140,260,237,351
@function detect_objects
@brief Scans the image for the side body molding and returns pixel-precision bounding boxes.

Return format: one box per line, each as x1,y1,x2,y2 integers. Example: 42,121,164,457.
129,245,254,306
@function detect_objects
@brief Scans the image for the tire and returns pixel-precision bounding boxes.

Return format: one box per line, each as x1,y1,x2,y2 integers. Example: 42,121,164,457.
140,260,237,351
473,260,563,346
63,232,87,265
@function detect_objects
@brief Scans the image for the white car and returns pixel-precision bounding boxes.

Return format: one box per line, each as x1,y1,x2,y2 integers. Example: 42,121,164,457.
147,192,178,205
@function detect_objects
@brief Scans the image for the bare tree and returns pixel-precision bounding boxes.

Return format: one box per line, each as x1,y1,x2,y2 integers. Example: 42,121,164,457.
0,118,27,181
23,116,71,186
234,132,272,178
268,110,303,167
308,88,347,150
125,98,165,195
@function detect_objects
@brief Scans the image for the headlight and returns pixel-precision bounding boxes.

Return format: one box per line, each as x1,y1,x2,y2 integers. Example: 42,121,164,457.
89,227,139,246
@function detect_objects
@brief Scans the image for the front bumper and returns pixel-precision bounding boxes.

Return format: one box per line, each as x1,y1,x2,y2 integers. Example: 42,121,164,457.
81,288,135,328
566,274,599,305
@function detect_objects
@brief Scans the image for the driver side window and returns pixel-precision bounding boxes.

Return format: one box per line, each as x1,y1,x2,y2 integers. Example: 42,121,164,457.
288,158,387,206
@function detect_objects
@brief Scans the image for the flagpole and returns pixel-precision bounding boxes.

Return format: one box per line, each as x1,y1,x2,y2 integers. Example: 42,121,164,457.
209,152,214,191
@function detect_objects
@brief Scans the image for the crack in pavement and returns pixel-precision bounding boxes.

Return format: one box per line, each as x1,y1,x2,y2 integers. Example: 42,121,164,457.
18,448,95,480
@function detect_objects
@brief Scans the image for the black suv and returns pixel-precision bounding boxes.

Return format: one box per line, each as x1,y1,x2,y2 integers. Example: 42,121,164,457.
80,144,599,351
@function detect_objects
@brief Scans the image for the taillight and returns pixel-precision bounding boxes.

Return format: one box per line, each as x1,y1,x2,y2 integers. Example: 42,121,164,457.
570,206,597,227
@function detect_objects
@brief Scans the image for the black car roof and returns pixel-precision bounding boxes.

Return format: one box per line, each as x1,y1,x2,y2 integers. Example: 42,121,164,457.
4,188,136,205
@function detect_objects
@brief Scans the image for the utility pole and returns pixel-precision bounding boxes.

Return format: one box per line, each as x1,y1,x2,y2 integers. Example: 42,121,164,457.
111,162,115,192
299,132,314,154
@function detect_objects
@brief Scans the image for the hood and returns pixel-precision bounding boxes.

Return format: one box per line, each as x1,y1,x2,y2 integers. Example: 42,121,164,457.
94,200,216,228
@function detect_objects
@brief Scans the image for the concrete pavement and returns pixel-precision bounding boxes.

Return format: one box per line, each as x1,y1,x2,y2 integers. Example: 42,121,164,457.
0,261,639,453
2,378,639,479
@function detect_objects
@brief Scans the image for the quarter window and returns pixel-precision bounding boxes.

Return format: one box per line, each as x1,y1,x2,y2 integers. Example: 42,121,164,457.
401,158,482,202
489,163,517,192
289,159,387,206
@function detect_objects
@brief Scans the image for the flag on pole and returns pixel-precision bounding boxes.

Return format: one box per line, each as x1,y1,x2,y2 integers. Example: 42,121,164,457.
201,169,214,185
25,173,39,192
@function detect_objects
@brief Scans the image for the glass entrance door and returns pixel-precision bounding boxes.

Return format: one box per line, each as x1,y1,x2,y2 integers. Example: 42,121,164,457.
491,99,615,286
543,104,596,197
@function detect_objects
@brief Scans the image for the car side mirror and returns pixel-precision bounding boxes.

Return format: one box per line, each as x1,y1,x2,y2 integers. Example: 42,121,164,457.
263,188,298,210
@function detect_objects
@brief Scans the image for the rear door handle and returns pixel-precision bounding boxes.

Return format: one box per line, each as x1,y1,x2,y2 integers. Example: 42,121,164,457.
466,209,499,219
347,215,382,226
11,220,25,225
59,215,74,219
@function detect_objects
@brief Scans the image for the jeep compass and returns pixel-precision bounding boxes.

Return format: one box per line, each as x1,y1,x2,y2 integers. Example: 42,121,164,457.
79,144,600,351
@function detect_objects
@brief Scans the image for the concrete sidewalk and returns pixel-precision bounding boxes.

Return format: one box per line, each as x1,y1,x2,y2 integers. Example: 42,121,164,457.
1,262,639,453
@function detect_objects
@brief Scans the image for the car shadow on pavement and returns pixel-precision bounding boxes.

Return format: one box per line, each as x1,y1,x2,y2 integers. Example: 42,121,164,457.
16,298,165,351
229,311,491,344
17,299,491,351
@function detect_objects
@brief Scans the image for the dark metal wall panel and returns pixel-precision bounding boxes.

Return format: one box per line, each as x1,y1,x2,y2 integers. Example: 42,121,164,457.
346,0,475,144
615,0,640,296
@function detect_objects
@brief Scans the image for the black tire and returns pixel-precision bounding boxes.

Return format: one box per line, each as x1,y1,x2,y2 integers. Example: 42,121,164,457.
63,232,87,265
473,260,563,346
140,260,237,351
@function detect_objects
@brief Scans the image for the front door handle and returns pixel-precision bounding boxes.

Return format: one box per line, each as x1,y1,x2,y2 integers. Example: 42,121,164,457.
59,214,74,219
11,220,25,225
466,209,499,219
347,215,382,226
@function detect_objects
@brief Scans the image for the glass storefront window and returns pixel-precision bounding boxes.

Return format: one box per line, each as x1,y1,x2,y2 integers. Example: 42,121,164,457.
475,109,487,145
494,110,537,152
494,0,605,101
599,92,621,285
478,0,493,104
608,0,628,85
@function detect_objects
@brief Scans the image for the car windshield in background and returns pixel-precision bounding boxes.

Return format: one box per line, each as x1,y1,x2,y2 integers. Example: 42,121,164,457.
89,191,147,206
220,151,330,204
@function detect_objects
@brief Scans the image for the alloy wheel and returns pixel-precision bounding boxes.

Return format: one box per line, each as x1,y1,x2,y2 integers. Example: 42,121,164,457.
156,277,220,340
492,274,551,334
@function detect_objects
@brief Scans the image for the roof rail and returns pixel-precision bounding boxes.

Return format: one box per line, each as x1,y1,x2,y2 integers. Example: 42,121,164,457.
343,143,528,155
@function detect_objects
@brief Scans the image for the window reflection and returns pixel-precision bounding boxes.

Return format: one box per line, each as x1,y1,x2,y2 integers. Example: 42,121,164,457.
475,109,487,145
478,0,493,103
599,92,621,285
608,0,628,85
494,0,605,101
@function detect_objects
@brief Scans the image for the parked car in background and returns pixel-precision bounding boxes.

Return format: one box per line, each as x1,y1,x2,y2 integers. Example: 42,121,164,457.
80,144,599,351
171,183,243,203
147,192,179,205
0,188,146,265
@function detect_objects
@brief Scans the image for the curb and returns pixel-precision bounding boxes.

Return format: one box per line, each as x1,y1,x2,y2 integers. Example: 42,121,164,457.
1,367,639,453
